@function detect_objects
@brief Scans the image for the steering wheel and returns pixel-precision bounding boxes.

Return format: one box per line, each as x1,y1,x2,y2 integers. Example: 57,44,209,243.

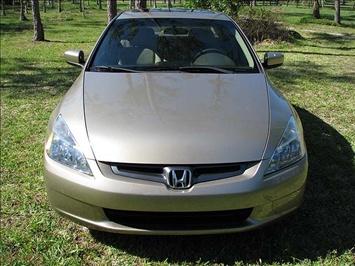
193,48,226,63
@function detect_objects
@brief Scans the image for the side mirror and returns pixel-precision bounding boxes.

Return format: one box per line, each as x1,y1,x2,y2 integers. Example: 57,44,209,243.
64,50,85,68
263,52,284,69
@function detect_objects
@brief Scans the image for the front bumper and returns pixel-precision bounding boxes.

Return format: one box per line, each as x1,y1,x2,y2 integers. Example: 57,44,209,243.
44,155,308,235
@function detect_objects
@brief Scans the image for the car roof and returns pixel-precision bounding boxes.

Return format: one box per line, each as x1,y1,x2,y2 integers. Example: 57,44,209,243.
117,8,231,21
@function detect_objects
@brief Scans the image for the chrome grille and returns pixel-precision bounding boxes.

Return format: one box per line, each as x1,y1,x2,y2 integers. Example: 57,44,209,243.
99,161,257,186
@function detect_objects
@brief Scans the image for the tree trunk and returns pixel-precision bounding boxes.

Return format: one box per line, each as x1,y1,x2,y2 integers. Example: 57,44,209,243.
32,0,45,41
107,0,117,22
136,0,147,9
167,0,172,8
313,0,320,19
20,0,28,20
1,0,6,15
334,0,341,23
43,0,46,13
58,0,62,12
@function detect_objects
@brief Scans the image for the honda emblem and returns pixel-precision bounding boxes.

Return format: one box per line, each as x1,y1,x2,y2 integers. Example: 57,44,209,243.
164,167,192,189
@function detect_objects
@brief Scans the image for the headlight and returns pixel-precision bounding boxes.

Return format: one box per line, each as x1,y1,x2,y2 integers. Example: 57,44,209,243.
45,115,92,175
265,116,306,175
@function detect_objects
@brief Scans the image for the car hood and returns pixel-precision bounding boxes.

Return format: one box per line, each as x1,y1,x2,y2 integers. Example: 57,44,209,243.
83,72,269,164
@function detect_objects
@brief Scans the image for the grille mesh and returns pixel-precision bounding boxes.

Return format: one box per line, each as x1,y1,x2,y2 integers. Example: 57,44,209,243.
103,208,253,230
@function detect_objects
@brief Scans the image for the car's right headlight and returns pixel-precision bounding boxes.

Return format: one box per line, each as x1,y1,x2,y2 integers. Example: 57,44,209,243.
265,116,306,175
45,115,92,175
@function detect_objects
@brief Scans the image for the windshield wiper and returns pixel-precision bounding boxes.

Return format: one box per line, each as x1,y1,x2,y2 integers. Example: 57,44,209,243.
93,66,141,73
179,66,234,74
139,66,180,72
93,65,252,74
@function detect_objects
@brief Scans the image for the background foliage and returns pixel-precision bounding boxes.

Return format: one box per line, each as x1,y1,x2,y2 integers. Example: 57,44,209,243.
186,0,244,16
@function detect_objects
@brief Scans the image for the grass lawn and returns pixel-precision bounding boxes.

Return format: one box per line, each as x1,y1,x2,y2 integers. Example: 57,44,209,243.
1,1,354,265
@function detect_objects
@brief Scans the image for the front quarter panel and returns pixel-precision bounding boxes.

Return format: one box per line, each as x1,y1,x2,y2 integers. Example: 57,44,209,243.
263,81,294,160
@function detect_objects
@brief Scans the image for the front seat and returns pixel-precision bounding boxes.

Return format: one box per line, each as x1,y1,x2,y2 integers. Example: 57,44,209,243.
119,28,161,65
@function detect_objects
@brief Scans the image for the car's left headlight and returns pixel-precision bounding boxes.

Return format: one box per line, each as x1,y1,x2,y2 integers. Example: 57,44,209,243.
265,116,306,175
45,115,92,175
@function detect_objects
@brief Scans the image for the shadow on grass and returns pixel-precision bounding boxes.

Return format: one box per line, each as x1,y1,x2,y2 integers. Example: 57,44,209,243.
0,20,32,34
0,56,81,97
266,59,355,91
91,107,355,264
309,32,355,43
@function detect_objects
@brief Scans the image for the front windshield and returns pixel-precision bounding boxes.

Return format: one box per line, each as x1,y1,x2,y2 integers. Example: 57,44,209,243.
90,17,257,73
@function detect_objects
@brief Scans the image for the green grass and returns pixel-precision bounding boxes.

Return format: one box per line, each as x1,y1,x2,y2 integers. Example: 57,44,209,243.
1,2,355,265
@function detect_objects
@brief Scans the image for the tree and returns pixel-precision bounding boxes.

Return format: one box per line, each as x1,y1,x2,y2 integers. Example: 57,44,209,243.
187,0,244,17
312,0,320,19
107,0,117,22
1,0,5,16
334,0,341,23
79,0,84,12
32,0,45,41
135,0,147,9
20,0,28,21
149,0,157,7
58,0,62,12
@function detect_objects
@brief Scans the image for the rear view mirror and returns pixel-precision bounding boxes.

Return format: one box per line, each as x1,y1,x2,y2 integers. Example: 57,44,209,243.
163,27,188,35
64,50,85,68
263,52,284,69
